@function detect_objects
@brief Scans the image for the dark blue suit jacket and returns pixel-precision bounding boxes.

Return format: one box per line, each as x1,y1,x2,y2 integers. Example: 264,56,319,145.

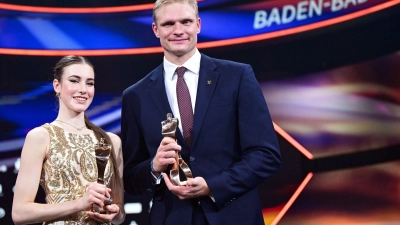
121,54,281,225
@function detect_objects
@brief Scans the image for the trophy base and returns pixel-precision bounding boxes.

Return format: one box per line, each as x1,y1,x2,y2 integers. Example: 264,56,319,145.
92,197,112,214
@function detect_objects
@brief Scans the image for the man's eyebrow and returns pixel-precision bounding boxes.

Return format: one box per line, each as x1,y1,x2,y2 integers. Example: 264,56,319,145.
159,20,175,25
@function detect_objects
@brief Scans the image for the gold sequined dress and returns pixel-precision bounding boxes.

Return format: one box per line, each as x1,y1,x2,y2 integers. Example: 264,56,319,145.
40,123,113,225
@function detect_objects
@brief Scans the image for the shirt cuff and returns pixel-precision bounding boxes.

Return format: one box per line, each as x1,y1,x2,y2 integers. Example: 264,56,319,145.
209,192,215,202
150,159,163,185
151,171,163,185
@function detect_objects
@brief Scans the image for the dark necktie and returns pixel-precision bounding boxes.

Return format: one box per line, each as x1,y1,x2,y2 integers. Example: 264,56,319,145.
176,67,193,148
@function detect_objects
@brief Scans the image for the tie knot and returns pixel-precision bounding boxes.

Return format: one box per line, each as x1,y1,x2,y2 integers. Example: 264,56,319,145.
176,67,187,77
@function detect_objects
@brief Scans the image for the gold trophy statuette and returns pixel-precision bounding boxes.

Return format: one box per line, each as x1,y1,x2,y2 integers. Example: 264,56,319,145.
161,113,193,186
92,138,112,214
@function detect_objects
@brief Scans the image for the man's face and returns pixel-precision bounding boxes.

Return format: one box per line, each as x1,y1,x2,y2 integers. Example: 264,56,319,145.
152,2,201,62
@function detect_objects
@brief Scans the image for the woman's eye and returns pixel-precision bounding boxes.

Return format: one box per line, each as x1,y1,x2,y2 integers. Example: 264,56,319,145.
69,80,78,83
87,82,94,87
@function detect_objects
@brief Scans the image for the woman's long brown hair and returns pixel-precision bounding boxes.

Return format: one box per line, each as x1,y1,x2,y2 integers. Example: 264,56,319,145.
54,55,121,187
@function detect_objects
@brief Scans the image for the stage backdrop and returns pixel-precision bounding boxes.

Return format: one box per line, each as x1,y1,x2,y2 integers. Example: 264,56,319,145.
1,0,400,224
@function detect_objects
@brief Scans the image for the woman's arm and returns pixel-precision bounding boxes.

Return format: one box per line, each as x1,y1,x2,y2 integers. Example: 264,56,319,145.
12,127,109,225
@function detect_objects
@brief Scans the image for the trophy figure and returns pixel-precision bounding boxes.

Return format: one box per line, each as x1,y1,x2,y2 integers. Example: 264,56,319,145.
92,138,112,214
161,113,193,186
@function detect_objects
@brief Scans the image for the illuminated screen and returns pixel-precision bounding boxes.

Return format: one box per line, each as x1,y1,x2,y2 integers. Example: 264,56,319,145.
262,52,400,158
0,0,397,55
258,51,400,224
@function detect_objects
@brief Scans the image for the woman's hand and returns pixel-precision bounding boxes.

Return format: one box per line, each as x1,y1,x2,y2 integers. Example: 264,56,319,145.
87,204,120,223
78,182,111,211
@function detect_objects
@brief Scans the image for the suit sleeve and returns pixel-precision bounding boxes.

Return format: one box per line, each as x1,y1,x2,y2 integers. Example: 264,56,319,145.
121,89,158,197
204,64,281,210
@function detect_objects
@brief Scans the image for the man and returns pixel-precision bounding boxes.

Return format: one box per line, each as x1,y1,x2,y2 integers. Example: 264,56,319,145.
121,0,281,224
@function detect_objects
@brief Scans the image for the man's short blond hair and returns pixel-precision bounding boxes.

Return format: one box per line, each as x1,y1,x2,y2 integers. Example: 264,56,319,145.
153,0,199,24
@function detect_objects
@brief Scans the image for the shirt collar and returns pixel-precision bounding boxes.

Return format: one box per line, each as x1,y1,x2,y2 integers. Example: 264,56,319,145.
164,49,201,81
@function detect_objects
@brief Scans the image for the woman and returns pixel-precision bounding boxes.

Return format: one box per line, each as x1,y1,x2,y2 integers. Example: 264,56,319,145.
12,55,125,225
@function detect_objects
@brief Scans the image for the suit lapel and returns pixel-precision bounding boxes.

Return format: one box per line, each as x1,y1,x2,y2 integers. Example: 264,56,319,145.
148,64,186,145
192,55,219,150
148,64,172,117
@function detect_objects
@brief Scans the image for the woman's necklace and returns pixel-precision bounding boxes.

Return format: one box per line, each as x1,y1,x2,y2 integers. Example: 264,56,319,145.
55,119,87,131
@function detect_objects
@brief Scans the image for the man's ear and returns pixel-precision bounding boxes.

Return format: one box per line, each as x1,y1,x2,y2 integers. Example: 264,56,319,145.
197,17,201,34
152,22,160,38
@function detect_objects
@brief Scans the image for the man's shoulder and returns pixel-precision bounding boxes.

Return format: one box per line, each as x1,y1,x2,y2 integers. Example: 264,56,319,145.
123,63,163,95
122,74,149,94
202,53,250,69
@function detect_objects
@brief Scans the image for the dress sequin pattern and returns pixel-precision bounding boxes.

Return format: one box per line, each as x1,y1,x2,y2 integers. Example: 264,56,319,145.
40,124,113,225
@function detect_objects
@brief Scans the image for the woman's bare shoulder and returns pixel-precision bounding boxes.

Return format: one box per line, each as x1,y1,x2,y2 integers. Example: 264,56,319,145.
26,126,50,141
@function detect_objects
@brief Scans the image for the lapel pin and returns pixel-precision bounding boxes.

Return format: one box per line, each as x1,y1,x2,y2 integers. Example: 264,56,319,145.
207,80,211,85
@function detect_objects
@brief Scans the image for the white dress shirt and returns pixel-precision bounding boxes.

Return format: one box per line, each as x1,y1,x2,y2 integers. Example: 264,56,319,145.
164,49,201,134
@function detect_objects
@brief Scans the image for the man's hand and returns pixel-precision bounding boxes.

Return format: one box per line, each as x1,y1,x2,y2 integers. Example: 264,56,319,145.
162,172,211,199
152,137,181,172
